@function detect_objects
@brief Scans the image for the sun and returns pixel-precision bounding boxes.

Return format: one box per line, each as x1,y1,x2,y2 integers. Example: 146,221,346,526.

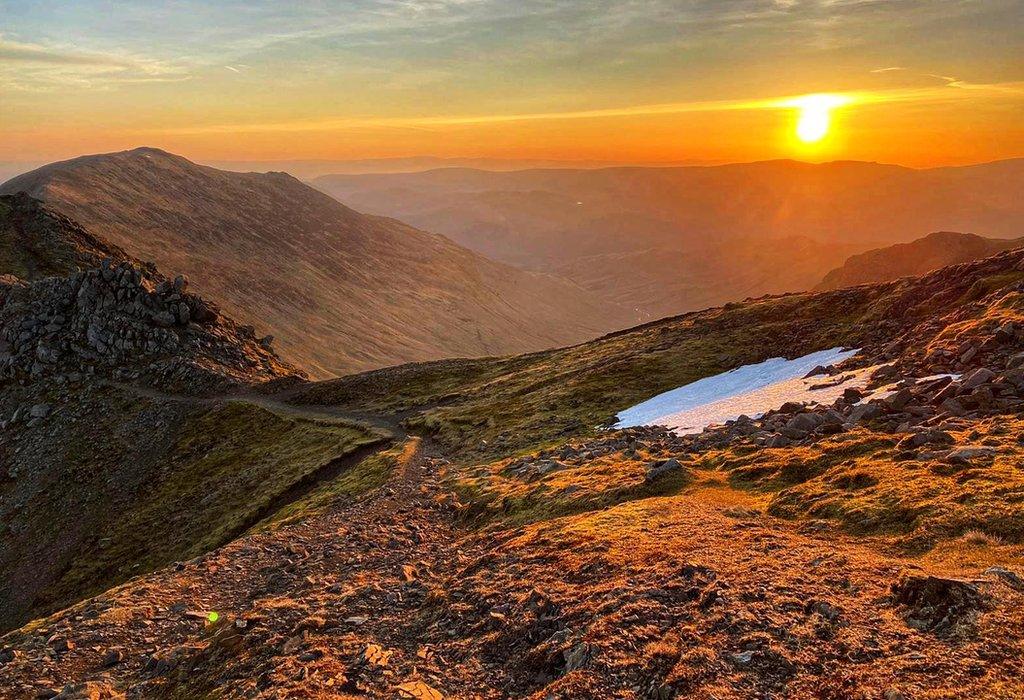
797,103,830,142
785,93,851,144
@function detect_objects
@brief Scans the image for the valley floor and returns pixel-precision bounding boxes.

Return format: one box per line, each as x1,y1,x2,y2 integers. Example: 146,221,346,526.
4,423,1024,699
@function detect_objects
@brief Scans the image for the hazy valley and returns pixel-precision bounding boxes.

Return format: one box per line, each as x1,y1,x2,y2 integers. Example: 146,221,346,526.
315,159,1024,318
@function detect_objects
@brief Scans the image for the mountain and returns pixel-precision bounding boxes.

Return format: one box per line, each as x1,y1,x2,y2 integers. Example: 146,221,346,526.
205,156,716,179
5,220,1024,697
0,148,632,377
313,158,1024,317
0,194,315,632
818,230,1024,290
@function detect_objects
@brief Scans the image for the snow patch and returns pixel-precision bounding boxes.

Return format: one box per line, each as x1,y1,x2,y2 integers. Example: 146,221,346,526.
615,347,866,434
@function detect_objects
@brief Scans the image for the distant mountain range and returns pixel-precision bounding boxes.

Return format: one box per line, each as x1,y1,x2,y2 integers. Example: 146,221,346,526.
205,156,718,179
1,148,630,377
819,230,1024,289
314,158,1024,318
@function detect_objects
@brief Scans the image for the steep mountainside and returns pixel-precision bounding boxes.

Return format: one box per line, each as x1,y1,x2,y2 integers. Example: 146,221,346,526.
819,230,1024,290
6,222,1024,697
314,158,1024,318
1,148,632,377
0,198,385,634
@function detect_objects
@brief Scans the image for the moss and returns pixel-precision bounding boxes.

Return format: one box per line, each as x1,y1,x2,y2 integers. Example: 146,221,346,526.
456,464,693,527
259,441,404,529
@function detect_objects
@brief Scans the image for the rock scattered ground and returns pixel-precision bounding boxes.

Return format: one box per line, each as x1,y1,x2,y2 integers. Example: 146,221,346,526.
3,430,1024,698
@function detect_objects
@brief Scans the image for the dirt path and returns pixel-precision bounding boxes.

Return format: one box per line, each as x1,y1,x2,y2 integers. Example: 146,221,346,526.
100,379,405,435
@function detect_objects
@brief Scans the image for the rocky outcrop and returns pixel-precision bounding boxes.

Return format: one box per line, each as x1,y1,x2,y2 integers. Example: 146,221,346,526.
0,258,297,391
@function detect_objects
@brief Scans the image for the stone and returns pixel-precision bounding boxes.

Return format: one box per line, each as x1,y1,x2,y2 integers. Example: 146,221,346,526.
785,412,821,433
54,683,124,700
985,566,1024,591
849,402,882,423
29,403,52,418
897,429,953,450
151,311,176,327
944,446,997,464
961,367,996,391
395,681,444,699
563,641,591,672
871,364,898,380
891,575,986,634
884,388,913,411
101,648,124,667
646,458,683,483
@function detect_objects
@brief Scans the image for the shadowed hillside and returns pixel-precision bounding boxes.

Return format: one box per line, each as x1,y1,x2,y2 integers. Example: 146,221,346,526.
1,148,633,377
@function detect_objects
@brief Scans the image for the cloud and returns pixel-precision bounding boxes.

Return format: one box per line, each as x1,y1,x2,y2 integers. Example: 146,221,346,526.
871,67,906,73
0,40,137,68
0,38,185,91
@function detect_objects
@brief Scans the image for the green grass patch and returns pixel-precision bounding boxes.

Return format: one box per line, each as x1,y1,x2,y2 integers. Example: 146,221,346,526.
38,401,381,613
259,441,404,529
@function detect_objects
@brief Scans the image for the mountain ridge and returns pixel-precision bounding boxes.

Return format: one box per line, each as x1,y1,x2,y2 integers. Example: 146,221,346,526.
313,157,1024,319
818,230,1024,290
1,147,633,377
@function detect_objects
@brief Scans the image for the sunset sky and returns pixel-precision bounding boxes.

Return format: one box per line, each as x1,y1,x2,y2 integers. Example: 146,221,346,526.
2,0,1022,166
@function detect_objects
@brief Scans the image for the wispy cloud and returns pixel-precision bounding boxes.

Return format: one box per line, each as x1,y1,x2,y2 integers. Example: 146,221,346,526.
0,38,185,91
0,40,137,68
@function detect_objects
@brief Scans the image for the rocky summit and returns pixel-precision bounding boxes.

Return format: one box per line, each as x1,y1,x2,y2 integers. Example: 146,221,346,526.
4,202,1024,698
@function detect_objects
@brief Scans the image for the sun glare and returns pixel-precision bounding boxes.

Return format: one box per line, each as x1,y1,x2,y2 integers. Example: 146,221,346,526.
784,93,851,144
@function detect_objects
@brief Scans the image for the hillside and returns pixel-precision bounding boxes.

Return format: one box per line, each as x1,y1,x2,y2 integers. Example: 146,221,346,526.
0,148,632,377
314,158,1024,318
0,196,382,634
5,226,1024,697
819,230,1024,290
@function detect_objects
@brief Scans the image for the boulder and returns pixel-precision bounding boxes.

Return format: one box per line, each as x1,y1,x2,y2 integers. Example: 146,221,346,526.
891,575,987,635
645,458,683,483
961,367,996,391
785,412,821,433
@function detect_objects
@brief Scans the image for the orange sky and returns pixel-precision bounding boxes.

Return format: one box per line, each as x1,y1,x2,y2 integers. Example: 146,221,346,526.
2,1,1022,167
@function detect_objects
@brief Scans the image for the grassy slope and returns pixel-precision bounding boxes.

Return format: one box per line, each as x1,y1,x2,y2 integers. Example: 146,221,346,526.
1,384,386,631
291,288,885,459
293,253,1024,464
285,251,1024,553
